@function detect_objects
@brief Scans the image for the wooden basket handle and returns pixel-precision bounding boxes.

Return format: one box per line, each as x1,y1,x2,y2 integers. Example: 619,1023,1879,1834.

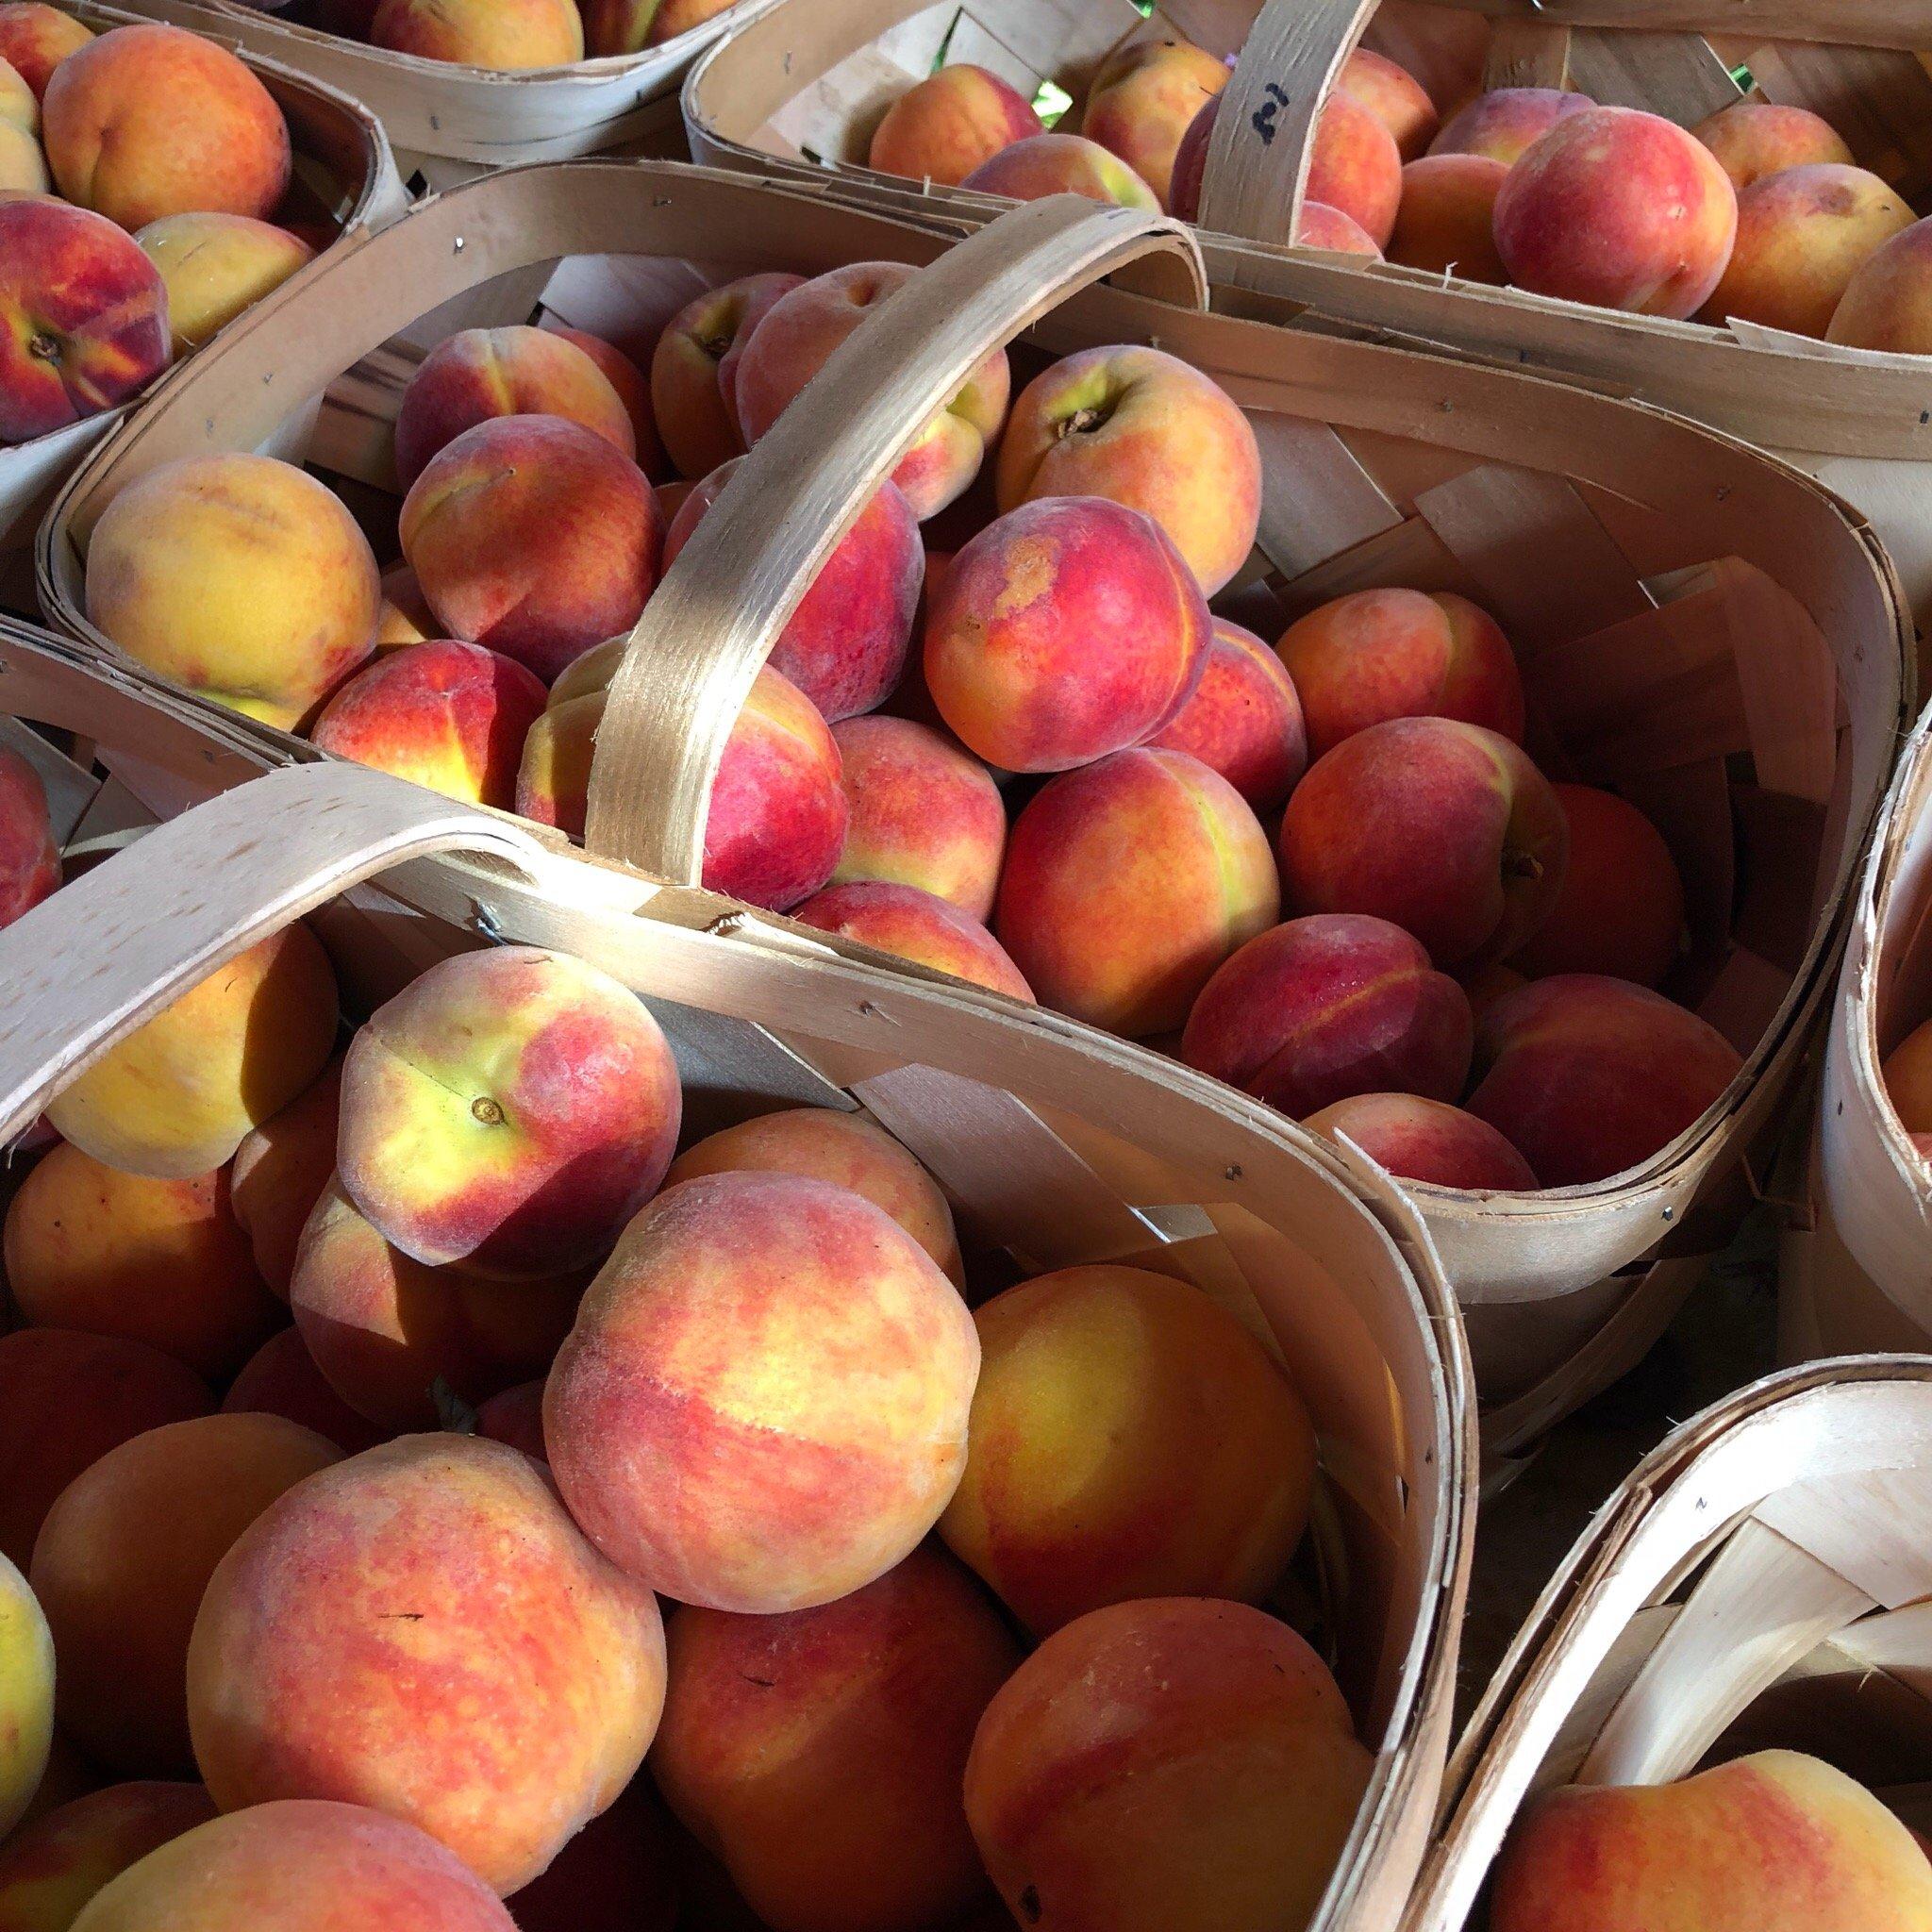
582,194,1205,877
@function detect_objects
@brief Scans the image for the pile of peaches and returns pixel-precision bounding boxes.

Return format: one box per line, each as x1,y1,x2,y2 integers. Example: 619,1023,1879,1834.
864,36,1932,346
252,0,734,70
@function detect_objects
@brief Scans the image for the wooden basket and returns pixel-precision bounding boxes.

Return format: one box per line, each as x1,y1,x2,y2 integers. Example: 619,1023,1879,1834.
0,0,404,573
1400,1356,1932,1930
0,617,1474,1931
34,159,1914,1453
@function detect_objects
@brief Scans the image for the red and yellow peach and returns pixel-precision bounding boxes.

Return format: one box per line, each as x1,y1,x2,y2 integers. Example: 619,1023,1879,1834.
369,0,582,67
1146,616,1305,810
1304,1091,1537,1190
1080,37,1228,211
1429,86,1591,166
0,1780,217,1932
546,325,662,475
868,62,1042,187
1388,152,1509,282
1693,100,1854,193
578,0,737,54
222,1326,388,1454
229,1058,341,1297
0,1552,53,1840
1340,47,1437,159
649,271,803,481
1308,88,1404,249
792,880,1035,1001
1827,213,1932,352
0,5,91,100
133,213,310,358
958,131,1159,209
0,743,58,929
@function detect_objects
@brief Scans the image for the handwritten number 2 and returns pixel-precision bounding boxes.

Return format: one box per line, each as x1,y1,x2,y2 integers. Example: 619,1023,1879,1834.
1250,82,1292,145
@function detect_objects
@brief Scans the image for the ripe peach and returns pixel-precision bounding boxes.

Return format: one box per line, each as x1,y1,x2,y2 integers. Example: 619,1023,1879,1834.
336,945,680,1279
1461,958,1526,1020
994,342,1260,596
1278,717,1567,967
1274,587,1524,758
230,1059,341,1297
1146,616,1306,811
1494,105,1740,317
42,25,290,229
223,1326,387,1454
547,325,663,476
1827,213,1932,351
1309,89,1404,249
0,7,91,100
1305,1091,1537,1190
868,62,1042,187
507,1778,679,1931
0,199,168,445
649,272,803,480
398,414,659,684
792,880,1035,1001
12,1733,99,1838
1340,47,1437,159
652,1548,1020,1932
1469,974,1743,1185
1297,199,1384,255
309,639,546,809
997,746,1278,1036
941,1267,1313,1632
0,50,28,128
924,497,1209,771
734,263,1010,519
369,0,582,67
1429,85,1591,165
1080,37,1227,210
84,453,379,727
1693,100,1853,193
1885,1016,1932,1133
375,561,437,651
474,1378,545,1458
964,1598,1372,1932
188,1437,666,1895
1389,152,1508,281
1181,913,1474,1118
0,1781,216,1932
0,119,42,192
133,212,310,358
0,743,58,929
665,463,921,720
0,1552,52,1840
958,131,1159,209
544,1171,979,1613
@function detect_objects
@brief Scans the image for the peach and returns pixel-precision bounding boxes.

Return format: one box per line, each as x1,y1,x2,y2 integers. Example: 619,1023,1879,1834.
1309,89,1404,249
924,497,1209,771
1885,1015,1932,1133
222,1327,387,1455
229,1058,341,1297
1469,974,1743,1185
42,25,289,229
375,562,437,651
0,1331,211,1571
369,0,582,66
1701,162,1914,338
964,1597,1372,1932
734,263,1010,519
1827,212,1932,351
393,325,635,488
1340,47,1437,159
0,744,58,929
1389,151,1508,281
0,7,90,100
1274,587,1524,757
13,1736,100,1839
336,945,680,1279
474,1379,545,1459
959,131,1159,210
133,213,310,358
996,746,1279,1036
0,1782,216,1932
1305,1091,1537,1190
1146,616,1306,811
579,0,733,52
5,1146,279,1377
792,880,1034,1001
398,414,659,684
652,1548,1019,1932
71,1800,519,1929
1181,913,1474,1117
1493,105,1740,318
941,1267,1313,1633
1080,37,1227,210
1170,98,1383,257
868,62,1042,187
546,325,663,476
31,1414,340,1777
649,272,803,480
0,200,168,445
507,1778,679,1931
0,117,44,193
0,1553,53,1840
1297,199,1384,255
188,1437,665,1895
544,1171,979,1613
1491,1750,1932,1932
664,1106,962,1285
1510,783,1685,988
1694,100,1854,193
994,343,1260,596
0,51,27,128
1461,958,1526,1020
1429,85,1592,166
665,463,921,720
309,639,547,809
84,453,379,727
828,714,1005,917
43,923,339,1177
1278,717,1567,967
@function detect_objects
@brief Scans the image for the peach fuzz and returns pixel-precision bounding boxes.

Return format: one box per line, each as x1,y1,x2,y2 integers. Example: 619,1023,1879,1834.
1147,616,1305,811
665,462,921,720
369,0,582,67
1274,586,1524,758
44,922,338,1179
133,213,310,358
965,1597,1372,1932
188,1436,664,1896
0,1553,52,1839
1493,105,1739,318
1885,1014,1932,1133
1080,37,1227,210
1181,913,1474,1119
0,1782,216,1932
829,714,1005,917
1694,100,1854,192
337,944,680,1279
506,1779,679,1932
1827,215,1932,352
1279,717,1567,967
375,562,437,651
42,25,289,229
664,1105,962,1285
996,746,1278,1037
71,1800,519,1930
941,1267,1313,1633
1429,85,1591,165
84,454,378,727
867,62,1041,187
0,1331,211,1571
0,200,168,445
223,1326,387,1454
230,1058,340,1297
309,640,547,809
1469,974,1743,1186
734,262,1010,520
1389,152,1508,282
1490,1750,1932,1932
994,342,1260,596
1305,1091,1537,1190
30,1414,340,1778
792,880,1035,1002
1308,88,1404,249
5,1146,279,1377
544,1170,979,1613
1340,47,1437,159
649,271,803,480
399,414,659,685
0,743,58,929
959,131,1158,210
1510,783,1684,988
393,325,635,488
0,7,90,99
546,325,663,476
653,1548,1019,1932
